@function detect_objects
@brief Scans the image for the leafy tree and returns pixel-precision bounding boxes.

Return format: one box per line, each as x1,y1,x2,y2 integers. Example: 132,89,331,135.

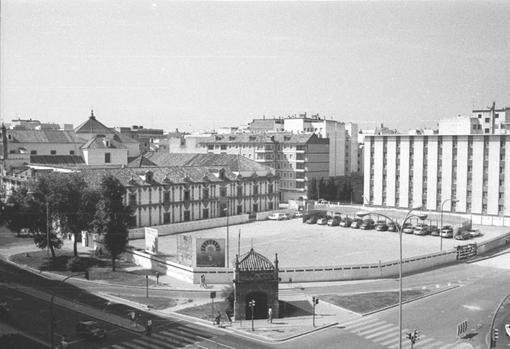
221,285,235,313
93,175,131,271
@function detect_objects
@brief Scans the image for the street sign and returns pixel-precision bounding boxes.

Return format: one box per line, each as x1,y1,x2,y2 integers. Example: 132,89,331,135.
456,244,477,260
210,291,216,299
456,320,468,338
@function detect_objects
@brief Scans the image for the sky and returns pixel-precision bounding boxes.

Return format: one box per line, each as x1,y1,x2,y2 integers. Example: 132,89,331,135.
1,0,510,133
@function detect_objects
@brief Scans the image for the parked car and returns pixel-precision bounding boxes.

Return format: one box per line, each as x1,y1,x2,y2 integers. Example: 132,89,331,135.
76,321,106,340
268,213,289,221
340,217,353,227
317,199,329,204
469,229,482,238
360,219,375,230
305,216,318,224
317,217,329,225
295,211,303,218
402,223,414,234
440,225,454,238
387,223,399,232
430,225,440,236
350,219,362,229
327,217,340,226
413,224,431,236
375,221,388,231
505,323,510,337
454,230,471,240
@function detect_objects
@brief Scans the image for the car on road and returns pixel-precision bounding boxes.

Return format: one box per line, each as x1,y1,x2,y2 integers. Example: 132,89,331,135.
317,217,329,225
350,219,362,229
440,225,454,238
469,229,482,238
305,216,318,224
430,225,440,236
327,217,340,226
268,213,289,221
339,217,353,227
76,321,106,340
413,224,431,236
454,230,471,240
375,221,388,231
402,223,414,234
360,219,375,230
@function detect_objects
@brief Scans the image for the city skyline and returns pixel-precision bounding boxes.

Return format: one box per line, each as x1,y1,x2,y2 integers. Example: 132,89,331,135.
1,1,510,132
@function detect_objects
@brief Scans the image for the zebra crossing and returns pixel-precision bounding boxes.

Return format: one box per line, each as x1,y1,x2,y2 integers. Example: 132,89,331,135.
101,325,220,349
341,316,458,349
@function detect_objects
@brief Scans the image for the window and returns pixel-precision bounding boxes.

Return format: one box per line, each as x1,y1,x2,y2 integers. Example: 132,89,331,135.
220,187,227,197
105,152,111,163
184,210,191,221
485,118,490,123
129,194,137,207
129,215,137,228
50,150,56,155
69,150,75,155
202,208,209,219
202,188,209,200
253,184,258,195
220,145,227,150
495,113,499,118
163,191,170,204
237,186,242,197
268,183,273,194
207,145,214,150
253,204,258,212
183,190,190,201
268,202,274,210
485,128,490,133
30,150,37,155
163,212,170,224
237,205,243,214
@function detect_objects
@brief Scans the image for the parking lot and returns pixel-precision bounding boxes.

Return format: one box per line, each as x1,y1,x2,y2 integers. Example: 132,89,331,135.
129,217,509,268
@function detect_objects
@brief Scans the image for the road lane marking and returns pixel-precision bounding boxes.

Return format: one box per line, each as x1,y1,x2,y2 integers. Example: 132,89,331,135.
372,329,400,343
413,337,436,348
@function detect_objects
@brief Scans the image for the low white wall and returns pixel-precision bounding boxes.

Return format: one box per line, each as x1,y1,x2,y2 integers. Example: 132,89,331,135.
255,209,296,221
128,214,250,239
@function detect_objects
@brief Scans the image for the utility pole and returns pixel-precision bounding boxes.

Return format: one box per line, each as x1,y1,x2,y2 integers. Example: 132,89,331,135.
312,297,319,327
145,274,149,298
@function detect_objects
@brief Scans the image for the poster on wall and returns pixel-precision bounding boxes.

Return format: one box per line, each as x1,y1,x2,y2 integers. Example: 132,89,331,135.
145,228,158,255
176,234,194,267
196,238,225,267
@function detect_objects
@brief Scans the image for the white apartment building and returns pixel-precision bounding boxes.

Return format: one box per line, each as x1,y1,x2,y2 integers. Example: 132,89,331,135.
439,103,510,135
364,133,510,225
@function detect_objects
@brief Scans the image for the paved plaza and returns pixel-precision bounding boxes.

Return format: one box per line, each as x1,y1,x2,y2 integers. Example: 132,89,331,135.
129,218,509,267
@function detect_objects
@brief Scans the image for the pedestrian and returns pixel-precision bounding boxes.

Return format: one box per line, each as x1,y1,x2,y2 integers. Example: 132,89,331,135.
267,306,272,324
215,312,221,326
225,310,232,326
146,319,152,336
129,311,136,327
156,271,160,285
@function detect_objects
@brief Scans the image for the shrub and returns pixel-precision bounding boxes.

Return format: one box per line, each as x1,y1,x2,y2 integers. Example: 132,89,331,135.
66,257,88,272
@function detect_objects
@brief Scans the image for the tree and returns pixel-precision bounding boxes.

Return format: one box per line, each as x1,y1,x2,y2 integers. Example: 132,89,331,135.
318,178,326,200
326,178,337,201
93,175,131,271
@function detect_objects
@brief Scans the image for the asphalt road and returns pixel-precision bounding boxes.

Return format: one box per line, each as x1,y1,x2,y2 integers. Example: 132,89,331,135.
0,260,269,349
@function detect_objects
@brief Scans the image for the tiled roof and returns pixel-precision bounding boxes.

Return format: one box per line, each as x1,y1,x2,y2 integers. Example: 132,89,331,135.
237,248,275,271
30,155,85,165
81,135,127,150
3,130,81,143
75,111,113,134
128,152,273,174
80,166,239,188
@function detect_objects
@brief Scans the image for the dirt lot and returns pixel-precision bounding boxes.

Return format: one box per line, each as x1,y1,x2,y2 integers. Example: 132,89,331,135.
129,217,508,268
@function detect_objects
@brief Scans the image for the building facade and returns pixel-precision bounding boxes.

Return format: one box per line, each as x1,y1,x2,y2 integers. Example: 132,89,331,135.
364,133,510,225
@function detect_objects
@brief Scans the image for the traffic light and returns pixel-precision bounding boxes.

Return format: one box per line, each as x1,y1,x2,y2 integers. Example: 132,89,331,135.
312,297,319,305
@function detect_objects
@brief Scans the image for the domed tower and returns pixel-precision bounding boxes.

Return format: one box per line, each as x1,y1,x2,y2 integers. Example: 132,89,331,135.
233,248,279,320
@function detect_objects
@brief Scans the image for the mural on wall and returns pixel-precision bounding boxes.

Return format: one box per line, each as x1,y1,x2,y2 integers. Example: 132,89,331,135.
196,238,225,267
176,233,194,267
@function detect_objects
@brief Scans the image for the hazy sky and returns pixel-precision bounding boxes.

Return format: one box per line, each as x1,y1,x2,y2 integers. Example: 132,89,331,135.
1,1,510,132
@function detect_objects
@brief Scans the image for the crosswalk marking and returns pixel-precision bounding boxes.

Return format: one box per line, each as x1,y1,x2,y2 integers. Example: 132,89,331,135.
414,337,436,347
364,325,398,339
418,340,446,349
119,342,149,349
358,323,393,336
342,316,379,327
372,330,400,343
353,320,388,333
435,344,456,349
345,317,381,330
132,339,166,349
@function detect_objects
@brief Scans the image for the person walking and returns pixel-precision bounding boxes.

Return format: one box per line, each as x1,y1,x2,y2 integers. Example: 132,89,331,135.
267,306,273,324
146,319,152,336
129,311,136,327
156,272,160,285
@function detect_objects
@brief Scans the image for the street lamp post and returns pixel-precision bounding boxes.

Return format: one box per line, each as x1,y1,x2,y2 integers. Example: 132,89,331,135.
357,207,427,349
440,199,458,251
50,273,83,348
248,300,256,331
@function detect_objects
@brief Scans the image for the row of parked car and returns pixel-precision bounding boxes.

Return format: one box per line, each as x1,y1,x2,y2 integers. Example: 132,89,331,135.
302,215,482,240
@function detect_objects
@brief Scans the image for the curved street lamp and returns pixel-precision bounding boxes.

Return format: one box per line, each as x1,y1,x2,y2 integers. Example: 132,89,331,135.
357,207,427,349
440,198,459,251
